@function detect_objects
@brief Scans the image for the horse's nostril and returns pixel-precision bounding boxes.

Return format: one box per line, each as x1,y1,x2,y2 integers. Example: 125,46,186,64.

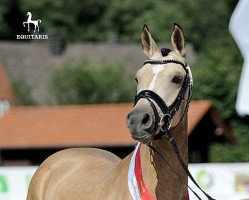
126,113,133,126
142,113,150,125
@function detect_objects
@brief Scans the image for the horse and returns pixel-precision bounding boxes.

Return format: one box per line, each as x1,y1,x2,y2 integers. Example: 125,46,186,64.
23,12,41,33
27,23,192,200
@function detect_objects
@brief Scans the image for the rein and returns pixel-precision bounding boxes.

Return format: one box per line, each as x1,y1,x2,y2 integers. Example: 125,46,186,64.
133,59,215,200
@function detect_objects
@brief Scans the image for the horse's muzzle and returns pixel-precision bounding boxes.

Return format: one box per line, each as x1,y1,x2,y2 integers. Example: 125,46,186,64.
126,109,155,144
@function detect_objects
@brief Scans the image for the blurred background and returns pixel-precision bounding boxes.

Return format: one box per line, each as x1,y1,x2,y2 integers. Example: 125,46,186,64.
0,0,248,199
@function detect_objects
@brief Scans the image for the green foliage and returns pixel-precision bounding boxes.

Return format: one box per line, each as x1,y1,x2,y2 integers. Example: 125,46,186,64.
50,60,135,104
191,27,249,163
0,0,24,39
192,34,243,119
12,80,37,106
102,0,230,51
19,0,111,41
210,119,249,162
0,0,233,50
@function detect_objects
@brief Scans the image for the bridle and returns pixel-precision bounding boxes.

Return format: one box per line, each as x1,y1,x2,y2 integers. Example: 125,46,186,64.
133,59,215,200
134,59,193,140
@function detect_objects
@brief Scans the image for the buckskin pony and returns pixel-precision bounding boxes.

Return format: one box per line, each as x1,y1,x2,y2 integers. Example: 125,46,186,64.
27,24,193,200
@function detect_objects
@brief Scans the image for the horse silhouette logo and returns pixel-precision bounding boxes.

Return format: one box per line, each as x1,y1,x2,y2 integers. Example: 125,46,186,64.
23,12,41,33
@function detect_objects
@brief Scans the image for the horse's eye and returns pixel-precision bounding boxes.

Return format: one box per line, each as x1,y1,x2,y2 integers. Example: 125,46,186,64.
172,75,182,84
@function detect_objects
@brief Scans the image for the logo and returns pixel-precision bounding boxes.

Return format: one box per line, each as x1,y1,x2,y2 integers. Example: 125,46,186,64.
23,12,41,33
16,12,48,40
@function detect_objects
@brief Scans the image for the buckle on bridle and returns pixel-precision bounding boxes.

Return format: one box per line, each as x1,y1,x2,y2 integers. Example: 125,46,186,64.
159,113,172,132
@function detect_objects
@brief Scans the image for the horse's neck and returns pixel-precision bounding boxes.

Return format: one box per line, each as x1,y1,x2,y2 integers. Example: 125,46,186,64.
27,13,32,21
141,115,188,199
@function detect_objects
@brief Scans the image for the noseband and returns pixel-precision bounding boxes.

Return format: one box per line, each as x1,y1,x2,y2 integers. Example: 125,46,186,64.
134,59,193,140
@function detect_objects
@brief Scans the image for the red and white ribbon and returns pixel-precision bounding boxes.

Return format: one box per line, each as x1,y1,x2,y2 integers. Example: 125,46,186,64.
128,142,190,200
128,142,155,200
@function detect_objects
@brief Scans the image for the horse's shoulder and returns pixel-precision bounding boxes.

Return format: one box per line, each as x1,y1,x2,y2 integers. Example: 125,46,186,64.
28,148,123,200
58,147,120,159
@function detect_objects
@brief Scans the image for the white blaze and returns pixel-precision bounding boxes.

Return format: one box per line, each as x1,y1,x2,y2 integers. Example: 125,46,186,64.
148,65,164,90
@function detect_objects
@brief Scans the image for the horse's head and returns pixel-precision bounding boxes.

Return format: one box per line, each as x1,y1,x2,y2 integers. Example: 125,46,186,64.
126,24,192,144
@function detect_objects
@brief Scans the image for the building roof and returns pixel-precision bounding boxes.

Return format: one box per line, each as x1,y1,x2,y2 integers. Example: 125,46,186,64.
0,62,13,102
188,100,213,133
0,100,235,149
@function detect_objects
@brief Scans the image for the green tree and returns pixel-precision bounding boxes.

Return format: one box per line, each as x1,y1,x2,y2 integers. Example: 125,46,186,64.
12,80,37,106
0,0,24,39
191,26,249,162
192,34,242,119
50,60,135,104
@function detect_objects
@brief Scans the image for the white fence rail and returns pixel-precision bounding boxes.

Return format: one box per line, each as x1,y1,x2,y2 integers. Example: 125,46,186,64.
0,163,249,200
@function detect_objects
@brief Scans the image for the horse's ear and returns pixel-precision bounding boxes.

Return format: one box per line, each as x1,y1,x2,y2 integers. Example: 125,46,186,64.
141,25,159,57
171,23,186,58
